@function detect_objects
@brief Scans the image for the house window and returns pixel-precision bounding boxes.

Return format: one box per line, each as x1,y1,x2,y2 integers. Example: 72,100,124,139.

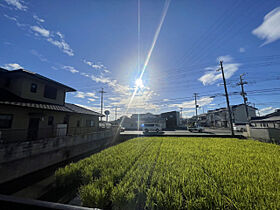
30,83,37,93
48,116,54,126
77,120,80,127
86,120,94,127
0,114,13,128
44,85,57,99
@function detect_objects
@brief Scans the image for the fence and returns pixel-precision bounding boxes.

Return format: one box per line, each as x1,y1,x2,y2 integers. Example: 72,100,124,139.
0,126,117,143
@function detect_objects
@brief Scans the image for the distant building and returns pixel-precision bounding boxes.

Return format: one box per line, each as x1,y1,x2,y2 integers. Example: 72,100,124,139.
116,113,166,130
160,111,180,130
205,104,257,127
0,68,103,142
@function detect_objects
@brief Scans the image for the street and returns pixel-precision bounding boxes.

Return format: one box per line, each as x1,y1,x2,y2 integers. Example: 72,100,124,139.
121,128,236,136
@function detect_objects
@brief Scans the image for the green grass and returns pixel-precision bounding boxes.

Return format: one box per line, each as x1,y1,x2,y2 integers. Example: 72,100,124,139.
55,137,280,209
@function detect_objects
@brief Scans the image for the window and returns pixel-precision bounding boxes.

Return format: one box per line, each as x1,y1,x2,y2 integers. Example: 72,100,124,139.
44,85,57,99
77,120,80,127
30,83,37,93
48,116,54,126
0,114,13,128
86,120,94,127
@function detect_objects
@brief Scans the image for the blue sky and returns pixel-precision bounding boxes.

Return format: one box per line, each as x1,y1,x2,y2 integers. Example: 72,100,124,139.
1,0,280,119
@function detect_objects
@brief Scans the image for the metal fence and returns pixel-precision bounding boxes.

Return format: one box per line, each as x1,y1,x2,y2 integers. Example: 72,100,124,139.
0,126,116,143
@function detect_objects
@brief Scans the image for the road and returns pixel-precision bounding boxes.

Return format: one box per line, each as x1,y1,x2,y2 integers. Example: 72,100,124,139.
121,128,236,136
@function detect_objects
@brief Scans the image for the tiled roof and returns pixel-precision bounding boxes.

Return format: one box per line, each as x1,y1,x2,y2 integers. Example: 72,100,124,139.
0,68,75,92
0,101,72,112
251,116,280,122
0,101,103,116
65,103,103,116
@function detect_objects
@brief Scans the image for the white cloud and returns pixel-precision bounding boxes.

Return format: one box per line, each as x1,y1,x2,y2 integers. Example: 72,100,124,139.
259,107,278,116
217,55,233,63
75,104,101,113
47,36,74,56
199,55,241,85
83,59,110,73
4,14,25,27
33,15,45,23
110,89,161,111
163,99,169,102
239,47,245,53
30,49,48,62
84,60,104,69
88,98,96,102
86,92,98,98
75,92,86,99
182,109,195,118
4,0,27,11
31,25,50,37
5,13,74,56
62,65,79,74
252,7,280,46
74,91,98,99
2,63,23,70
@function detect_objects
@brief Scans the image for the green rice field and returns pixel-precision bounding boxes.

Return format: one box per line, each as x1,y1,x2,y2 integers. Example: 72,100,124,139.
55,137,280,209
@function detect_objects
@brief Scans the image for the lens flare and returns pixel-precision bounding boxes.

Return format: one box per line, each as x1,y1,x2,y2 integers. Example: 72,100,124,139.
135,78,144,89
117,0,171,132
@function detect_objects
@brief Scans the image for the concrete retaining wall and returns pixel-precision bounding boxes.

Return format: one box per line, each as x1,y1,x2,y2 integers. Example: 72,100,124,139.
0,129,119,184
250,128,280,143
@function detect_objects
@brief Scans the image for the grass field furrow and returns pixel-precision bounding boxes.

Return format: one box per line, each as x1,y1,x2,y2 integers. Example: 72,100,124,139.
56,137,280,209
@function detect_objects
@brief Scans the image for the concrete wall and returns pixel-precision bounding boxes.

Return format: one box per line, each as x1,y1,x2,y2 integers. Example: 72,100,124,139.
0,128,119,184
250,127,280,143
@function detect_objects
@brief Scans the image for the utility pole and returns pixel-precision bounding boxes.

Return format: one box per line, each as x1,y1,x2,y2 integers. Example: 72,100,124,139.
115,107,117,121
238,74,249,122
194,93,198,123
217,61,234,136
99,88,106,121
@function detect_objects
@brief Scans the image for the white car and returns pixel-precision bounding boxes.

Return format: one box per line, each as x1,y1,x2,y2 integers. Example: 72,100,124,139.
233,124,247,132
142,123,162,133
188,126,204,133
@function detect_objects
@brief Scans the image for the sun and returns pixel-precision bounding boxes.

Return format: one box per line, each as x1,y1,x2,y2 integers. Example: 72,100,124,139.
135,78,144,89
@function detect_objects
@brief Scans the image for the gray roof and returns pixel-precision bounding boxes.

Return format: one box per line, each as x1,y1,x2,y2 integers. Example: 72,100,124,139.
0,101,103,116
65,103,103,116
0,68,76,92
251,116,280,122
0,101,72,112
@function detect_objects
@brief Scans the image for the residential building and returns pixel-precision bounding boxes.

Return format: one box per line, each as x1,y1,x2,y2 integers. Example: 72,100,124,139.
0,68,103,142
249,109,280,142
205,104,257,127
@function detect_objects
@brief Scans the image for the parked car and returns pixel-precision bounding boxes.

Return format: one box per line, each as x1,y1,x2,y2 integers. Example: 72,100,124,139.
188,125,204,133
233,123,247,132
120,126,125,132
142,123,162,133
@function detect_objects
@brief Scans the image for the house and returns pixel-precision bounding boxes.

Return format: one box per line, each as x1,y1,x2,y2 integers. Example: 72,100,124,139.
205,104,257,127
249,109,280,142
0,68,103,142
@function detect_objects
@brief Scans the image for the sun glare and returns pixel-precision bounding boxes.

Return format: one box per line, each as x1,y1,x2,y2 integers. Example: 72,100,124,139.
135,78,144,89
